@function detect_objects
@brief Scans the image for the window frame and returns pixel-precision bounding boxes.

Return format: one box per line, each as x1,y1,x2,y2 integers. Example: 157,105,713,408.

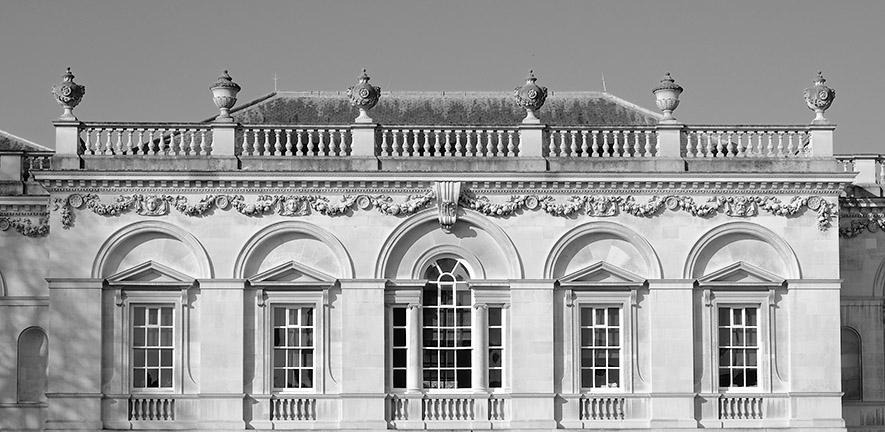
708,290,771,394
269,304,318,392
121,290,185,395
260,291,325,395
420,257,473,391
571,291,634,394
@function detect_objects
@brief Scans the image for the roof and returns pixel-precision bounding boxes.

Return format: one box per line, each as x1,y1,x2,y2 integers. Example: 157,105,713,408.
225,91,663,126
0,129,52,153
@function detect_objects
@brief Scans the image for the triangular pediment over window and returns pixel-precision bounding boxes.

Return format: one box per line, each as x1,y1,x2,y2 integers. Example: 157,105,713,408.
559,261,647,288
247,260,335,288
105,261,195,288
697,261,785,289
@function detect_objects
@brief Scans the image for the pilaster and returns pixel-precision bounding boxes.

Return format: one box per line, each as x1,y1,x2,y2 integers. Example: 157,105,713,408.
647,279,697,428
338,279,387,429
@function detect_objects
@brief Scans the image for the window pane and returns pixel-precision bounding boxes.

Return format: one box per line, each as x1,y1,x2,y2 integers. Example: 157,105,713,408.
160,328,172,346
423,288,438,306
489,308,502,326
301,370,313,388
594,350,606,367
393,328,406,346
457,309,471,326
746,328,757,346
273,329,284,346
302,349,313,367
718,308,729,326
718,328,730,346
719,369,730,388
595,309,605,325
160,369,172,388
393,348,406,368
489,369,502,388
580,329,592,347
594,369,606,387
719,348,730,366
273,369,285,388
424,350,438,367
593,329,605,346
134,329,145,346
393,370,407,388
286,370,299,388
732,369,744,387
160,308,172,326
746,349,757,366
607,308,619,326
581,369,592,388
147,329,159,346
288,349,300,367
608,329,620,347
489,328,502,346
746,308,757,326
456,350,470,367
456,291,470,307
289,309,299,326
745,368,758,387
442,350,455,367
134,307,145,326
148,308,158,325
274,308,286,326
393,308,406,326
609,350,620,367
608,370,620,387
274,349,285,367
581,308,593,326
133,370,145,388
456,370,471,388
147,369,159,387
287,329,299,347
732,309,743,325
301,329,313,347
489,349,503,367
134,349,145,367
733,349,744,366
457,329,471,347
161,349,172,367
302,308,313,326
147,350,159,367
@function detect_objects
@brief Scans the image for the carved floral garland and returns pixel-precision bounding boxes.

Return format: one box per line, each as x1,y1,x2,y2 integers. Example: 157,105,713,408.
0,216,49,237
460,192,835,230
51,190,836,232
54,192,436,229
840,215,885,239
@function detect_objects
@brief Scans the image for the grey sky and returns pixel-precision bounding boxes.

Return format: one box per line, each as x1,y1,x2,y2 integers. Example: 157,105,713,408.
0,0,881,154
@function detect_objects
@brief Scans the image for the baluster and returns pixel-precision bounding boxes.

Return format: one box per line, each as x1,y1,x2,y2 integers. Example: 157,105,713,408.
602,131,611,157
305,129,315,156
632,130,640,156
548,132,557,156
444,129,452,156
452,130,462,156
496,130,505,156
591,131,599,157
613,130,623,157
644,130,654,157
558,130,568,156
432,129,442,156
788,132,796,156
465,130,475,157
580,130,589,157
121,129,132,155
735,131,744,157
86,128,97,155
420,129,429,156
685,132,695,158
568,131,577,156
280,129,291,156
507,129,516,156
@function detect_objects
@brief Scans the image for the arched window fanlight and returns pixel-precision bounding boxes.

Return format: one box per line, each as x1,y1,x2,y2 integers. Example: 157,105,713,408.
841,327,862,401
422,257,471,389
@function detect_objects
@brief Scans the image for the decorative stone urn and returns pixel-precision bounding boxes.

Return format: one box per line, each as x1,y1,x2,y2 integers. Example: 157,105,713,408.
513,70,548,124
209,70,241,122
346,69,382,123
51,67,86,121
804,71,836,123
652,72,683,123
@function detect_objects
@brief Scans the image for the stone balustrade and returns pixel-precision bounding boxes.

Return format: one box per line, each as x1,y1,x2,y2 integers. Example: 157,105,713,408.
128,396,175,421
380,126,519,157
386,393,508,427
269,396,317,421
683,126,811,158
81,123,213,156
579,395,626,420
240,126,351,157
49,121,838,172
547,127,657,158
718,395,764,420
838,154,885,185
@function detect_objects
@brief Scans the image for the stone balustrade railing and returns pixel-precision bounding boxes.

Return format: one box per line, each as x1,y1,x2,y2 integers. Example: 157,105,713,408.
50,122,837,169
269,396,317,421
683,126,811,158
380,126,519,157
718,395,765,420
80,123,213,156
547,126,657,158
579,395,626,420
129,396,175,421
386,393,508,424
240,126,351,157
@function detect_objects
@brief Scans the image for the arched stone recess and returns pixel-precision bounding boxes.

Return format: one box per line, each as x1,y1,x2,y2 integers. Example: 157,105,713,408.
871,259,885,297
233,221,354,279
543,221,662,280
92,220,213,279
684,221,801,280
375,209,523,279
17,326,48,403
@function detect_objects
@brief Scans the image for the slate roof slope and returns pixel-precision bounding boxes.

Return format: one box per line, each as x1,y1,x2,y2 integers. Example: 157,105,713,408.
225,91,663,126
0,129,52,153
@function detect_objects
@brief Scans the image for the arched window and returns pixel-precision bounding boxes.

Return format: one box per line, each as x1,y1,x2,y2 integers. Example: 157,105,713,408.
17,327,48,402
422,257,471,389
841,327,862,400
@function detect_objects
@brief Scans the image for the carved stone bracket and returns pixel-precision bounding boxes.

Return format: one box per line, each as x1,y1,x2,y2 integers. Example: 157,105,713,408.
434,181,461,232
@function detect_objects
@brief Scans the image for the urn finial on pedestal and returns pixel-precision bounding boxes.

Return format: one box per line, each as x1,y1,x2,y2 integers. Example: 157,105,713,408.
804,71,835,124
513,70,548,124
209,70,241,122
652,72,683,123
51,67,86,121
347,68,382,123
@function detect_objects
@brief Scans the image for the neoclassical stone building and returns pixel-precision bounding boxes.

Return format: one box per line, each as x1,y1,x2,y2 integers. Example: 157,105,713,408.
2,67,881,431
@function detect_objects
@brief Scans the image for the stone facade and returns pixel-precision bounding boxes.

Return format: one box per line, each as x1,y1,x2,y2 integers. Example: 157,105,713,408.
0,69,873,431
